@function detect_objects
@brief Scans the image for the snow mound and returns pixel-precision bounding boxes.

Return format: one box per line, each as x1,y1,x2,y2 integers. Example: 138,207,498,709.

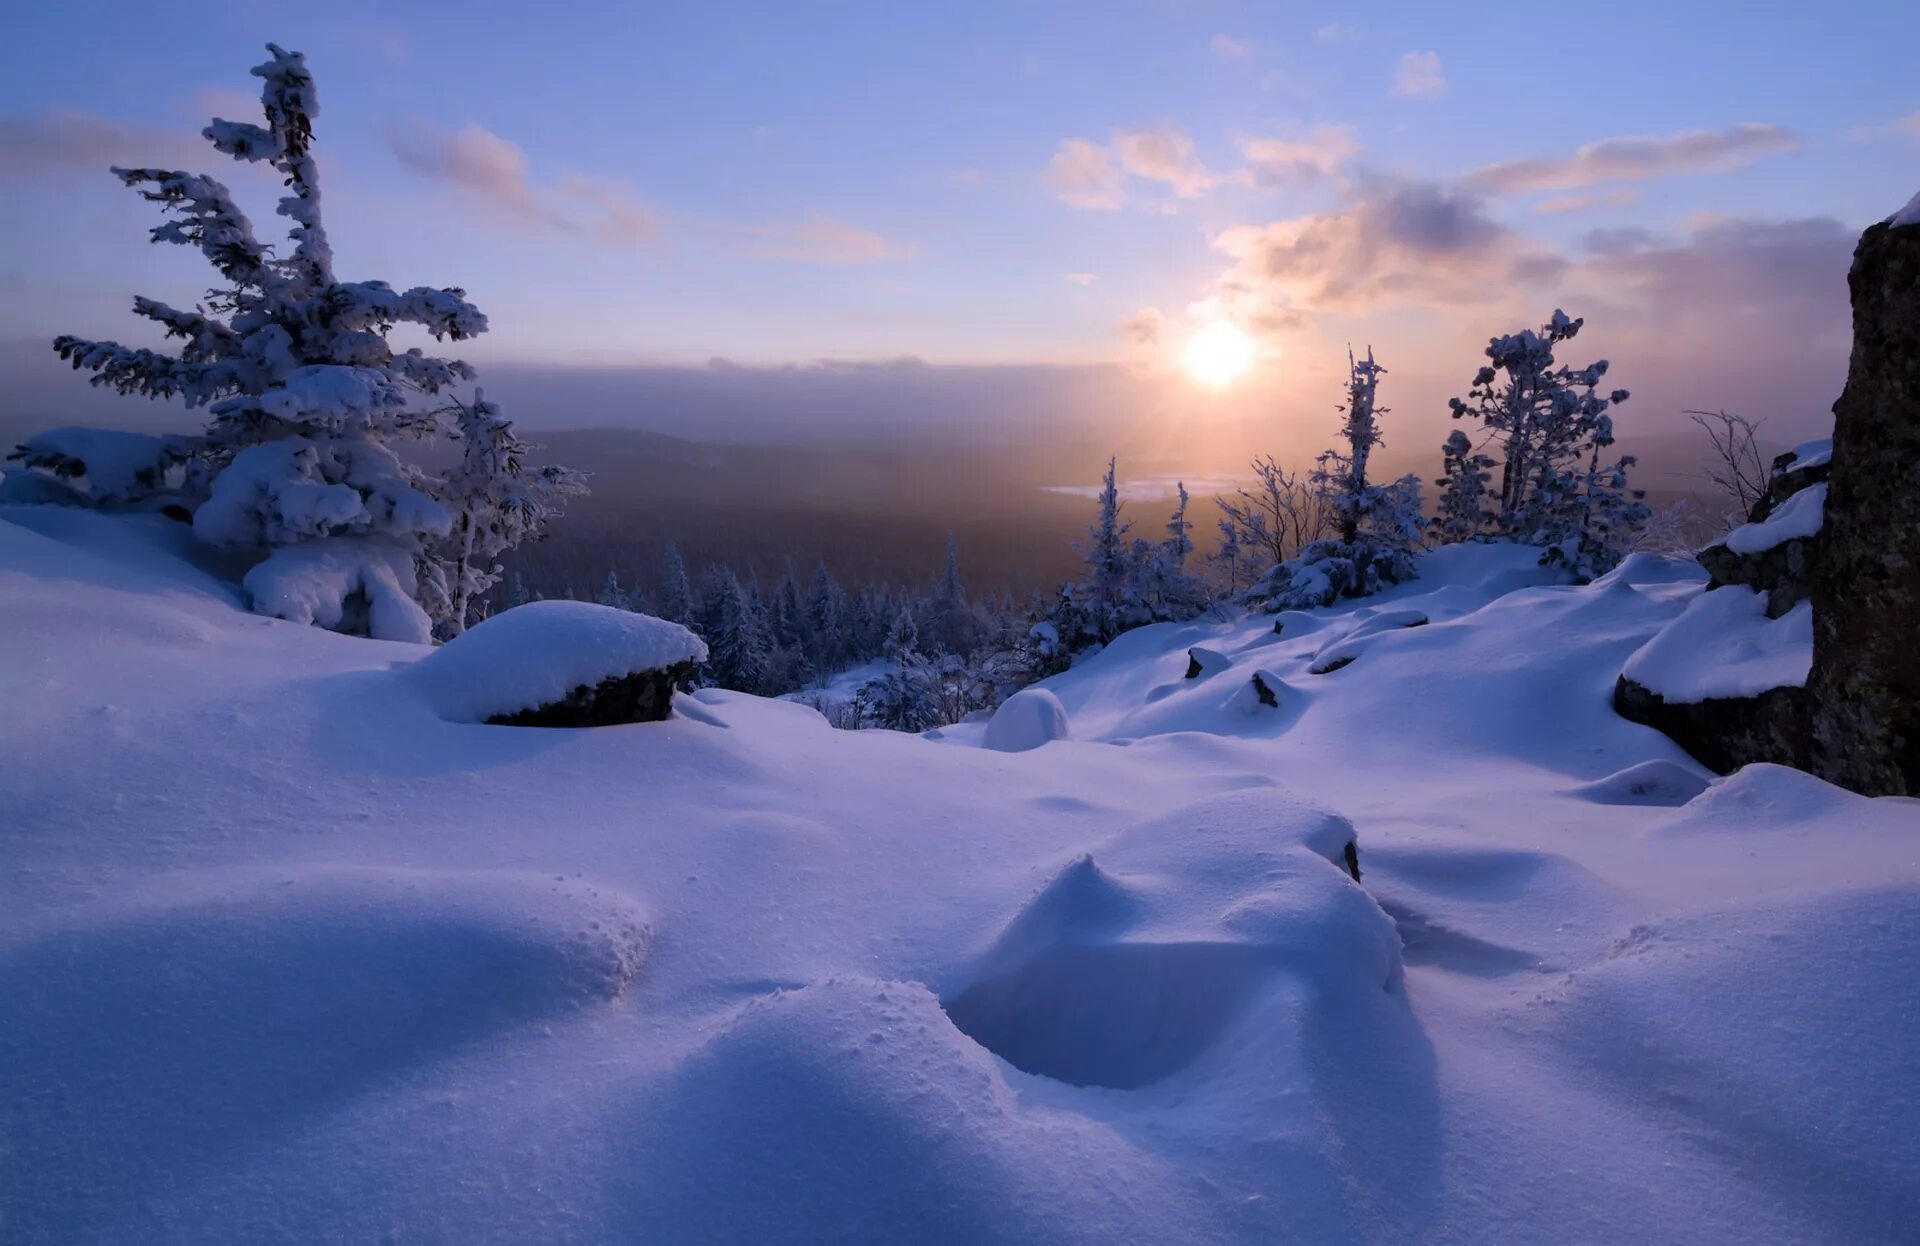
982,686,1071,752
0,868,648,1239
615,976,1217,1242
1621,587,1811,702
1185,645,1231,678
1566,758,1713,807
1723,482,1825,554
944,790,1396,1090
408,600,707,723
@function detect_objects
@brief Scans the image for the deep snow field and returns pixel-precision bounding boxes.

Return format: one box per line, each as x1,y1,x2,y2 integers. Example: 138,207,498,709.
3,506,1917,1244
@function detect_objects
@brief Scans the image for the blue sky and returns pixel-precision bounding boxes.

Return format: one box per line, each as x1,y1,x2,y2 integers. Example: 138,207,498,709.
2,0,1916,447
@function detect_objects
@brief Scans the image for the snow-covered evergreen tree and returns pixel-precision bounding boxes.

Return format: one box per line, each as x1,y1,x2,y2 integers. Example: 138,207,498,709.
597,570,628,610
1068,457,1132,646
40,44,580,643
1244,348,1423,612
1431,429,1495,544
427,390,583,636
656,541,693,625
1446,309,1639,566
805,562,846,672
1133,482,1210,622
705,566,773,693
1207,514,1246,596
506,571,530,609
884,605,921,660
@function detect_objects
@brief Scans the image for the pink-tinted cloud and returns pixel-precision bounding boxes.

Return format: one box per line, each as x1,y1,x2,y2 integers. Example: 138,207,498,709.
1391,52,1445,98
388,118,659,244
733,215,914,263
1046,137,1123,209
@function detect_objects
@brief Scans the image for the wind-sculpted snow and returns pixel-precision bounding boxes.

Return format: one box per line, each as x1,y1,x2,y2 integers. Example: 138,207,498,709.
3,512,1917,1243
0,867,648,1241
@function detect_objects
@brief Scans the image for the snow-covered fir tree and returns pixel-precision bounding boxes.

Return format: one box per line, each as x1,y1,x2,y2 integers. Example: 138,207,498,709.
1130,482,1210,623
1208,514,1248,596
805,562,846,672
39,45,581,643
1445,309,1644,576
656,541,693,625
705,567,773,693
1070,457,1132,646
425,390,585,637
1243,348,1424,612
507,571,530,610
597,570,628,611
1431,429,1495,544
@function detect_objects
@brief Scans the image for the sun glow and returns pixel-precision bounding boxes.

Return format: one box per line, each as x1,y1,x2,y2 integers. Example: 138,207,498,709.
1182,321,1256,388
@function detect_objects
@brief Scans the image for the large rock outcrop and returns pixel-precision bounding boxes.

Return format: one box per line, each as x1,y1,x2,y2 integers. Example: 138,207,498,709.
1614,207,1920,792
1805,217,1920,796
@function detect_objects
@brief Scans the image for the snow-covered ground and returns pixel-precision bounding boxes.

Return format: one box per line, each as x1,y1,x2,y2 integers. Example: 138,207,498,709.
3,507,1916,1244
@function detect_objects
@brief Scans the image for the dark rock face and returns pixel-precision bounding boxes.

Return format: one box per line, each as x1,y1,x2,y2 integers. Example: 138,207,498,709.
1613,675,1807,775
1695,446,1829,618
486,661,694,728
1695,535,1818,617
1806,219,1920,796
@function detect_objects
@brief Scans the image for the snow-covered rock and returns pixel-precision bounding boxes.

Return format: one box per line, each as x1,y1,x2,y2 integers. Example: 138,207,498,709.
1622,588,1811,703
982,686,1071,752
1724,481,1825,555
408,600,706,725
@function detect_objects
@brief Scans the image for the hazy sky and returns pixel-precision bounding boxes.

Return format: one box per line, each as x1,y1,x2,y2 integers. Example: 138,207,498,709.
2,1,1915,452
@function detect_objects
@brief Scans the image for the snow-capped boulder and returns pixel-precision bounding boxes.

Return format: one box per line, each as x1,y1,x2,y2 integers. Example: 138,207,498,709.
1618,403,1831,768
409,601,706,726
982,686,1071,752
1613,587,1810,773
1696,456,1828,617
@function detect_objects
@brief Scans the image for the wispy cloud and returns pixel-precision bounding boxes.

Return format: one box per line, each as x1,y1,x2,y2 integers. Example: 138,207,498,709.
1123,306,1167,345
1239,125,1360,184
732,215,914,263
1048,128,1214,208
1846,111,1920,145
1314,22,1357,42
1535,188,1641,215
1046,137,1124,209
1209,34,1253,59
1113,128,1215,198
1063,272,1098,285
0,108,211,175
1463,123,1799,195
387,118,659,244
1391,51,1446,98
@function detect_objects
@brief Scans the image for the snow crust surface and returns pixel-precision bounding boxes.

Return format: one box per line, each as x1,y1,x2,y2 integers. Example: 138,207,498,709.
409,599,707,722
3,513,1916,1244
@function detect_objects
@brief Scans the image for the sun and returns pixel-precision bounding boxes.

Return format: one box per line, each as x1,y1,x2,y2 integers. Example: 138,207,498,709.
1182,321,1256,388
